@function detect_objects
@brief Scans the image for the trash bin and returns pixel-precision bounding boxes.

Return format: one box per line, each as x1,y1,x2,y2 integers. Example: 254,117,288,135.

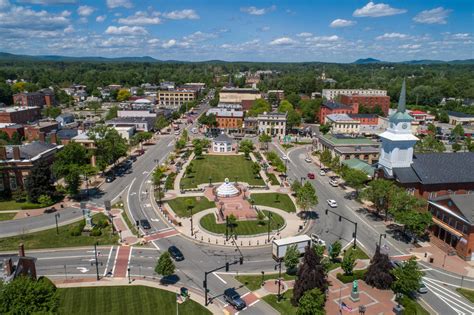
429,257,434,263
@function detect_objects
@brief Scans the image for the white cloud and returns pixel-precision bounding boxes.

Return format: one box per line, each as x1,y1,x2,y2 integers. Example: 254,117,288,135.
106,0,133,9
307,35,340,42
260,26,270,32
452,33,470,39
330,19,356,28
96,15,106,22
118,11,161,25
376,32,409,40
105,25,147,35
0,0,10,9
413,7,451,25
0,6,70,31
400,44,421,49
162,39,177,48
17,0,76,4
269,37,296,46
162,9,199,20
296,32,313,37
241,5,276,16
77,5,94,17
353,2,406,17
147,38,160,45
63,25,74,33
183,31,217,43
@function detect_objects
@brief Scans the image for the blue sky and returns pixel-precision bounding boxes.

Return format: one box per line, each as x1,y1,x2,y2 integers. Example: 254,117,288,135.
0,0,472,62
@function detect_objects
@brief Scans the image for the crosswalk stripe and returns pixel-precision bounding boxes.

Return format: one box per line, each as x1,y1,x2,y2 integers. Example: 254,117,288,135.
423,280,474,314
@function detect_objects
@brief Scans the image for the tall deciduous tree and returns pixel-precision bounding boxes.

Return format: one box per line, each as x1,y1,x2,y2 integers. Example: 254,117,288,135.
52,142,90,195
88,125,128,173
258,132,271,150
155,252,176,276
292,246,328,306
249,99,271,117
361,179,395,217
329,240,342,262
364,245,394,289
284,244,300,273
296,181,318,212
25,160,55,203
116,89,131,101
296,288,326,315
341,250,356,276
342,168,368,192
391,258,423,296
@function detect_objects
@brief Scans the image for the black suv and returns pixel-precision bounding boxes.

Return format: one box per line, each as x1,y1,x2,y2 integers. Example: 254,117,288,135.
224,288,246,310
168,246,184,261
140,219,151,229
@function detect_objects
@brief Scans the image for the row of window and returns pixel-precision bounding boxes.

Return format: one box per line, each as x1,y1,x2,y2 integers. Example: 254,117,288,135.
431,208,469,234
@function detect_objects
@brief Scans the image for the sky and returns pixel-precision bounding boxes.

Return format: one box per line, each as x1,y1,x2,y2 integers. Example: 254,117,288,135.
0,0,472,62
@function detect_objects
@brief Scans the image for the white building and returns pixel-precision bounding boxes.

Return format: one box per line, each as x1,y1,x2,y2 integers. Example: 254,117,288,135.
257,112,287,137
212,133,233,153
325,114,360,135
322,89,387,100
113,126,135,142
117,110,156,118
378,80,419,177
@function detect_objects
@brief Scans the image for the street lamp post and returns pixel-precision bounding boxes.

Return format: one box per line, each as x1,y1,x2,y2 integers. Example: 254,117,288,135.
128,267,131,284
275,261,282,301
378,233,387,248
119,230,122,243
267,212,273,242
261,271,265,287
300,177,305,185
93,242,100,281
208,176,212,187
54,213,60,235
189,206,194,236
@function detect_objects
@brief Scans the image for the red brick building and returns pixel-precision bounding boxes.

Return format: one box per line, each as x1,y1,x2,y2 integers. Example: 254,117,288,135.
13,89,55,108
24,121,59,142
0,123,24,138
0,107,42,124
318,100,358,124
349,114,379,125
340,94,390,116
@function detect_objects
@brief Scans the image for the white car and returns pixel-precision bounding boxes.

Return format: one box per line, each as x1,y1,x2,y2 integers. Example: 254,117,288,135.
174,130,180,135
310,233,326,247
282,155,288,160
327,199,338,208
329,179,339,187
304,158,312,163
319,170,326,176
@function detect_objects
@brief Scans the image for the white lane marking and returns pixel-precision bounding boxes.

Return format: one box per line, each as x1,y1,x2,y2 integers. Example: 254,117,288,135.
156,227,174,232
126,177,138,224
248,300,260,308
151,241,160,251
111,246,120,276
125,246,133,278
423,276,461,290
150,218,160,222
76,267,89,273
212,272,227,284
423,279,474,314
111,182,134,205
420,262,474,282
241,292,251,298
103,246,114,276
38,255,94,260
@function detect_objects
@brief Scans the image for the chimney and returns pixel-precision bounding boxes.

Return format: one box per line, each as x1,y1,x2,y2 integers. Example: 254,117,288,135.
38,132,46,143
4,258,13,276
0,146,6,160
50,132,57,145
12,147,20,160
19,243,25,257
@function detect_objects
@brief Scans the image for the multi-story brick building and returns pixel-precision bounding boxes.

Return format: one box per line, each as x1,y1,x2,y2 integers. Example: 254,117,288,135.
24,121,59,142
207,108,244,129
322,88,387,100
0,123,24,139
219,87,261,104
349,114,379,125
340,94,390,116
318,100,358,124
158,89,197,109
13,89,55,108
0,107,41,124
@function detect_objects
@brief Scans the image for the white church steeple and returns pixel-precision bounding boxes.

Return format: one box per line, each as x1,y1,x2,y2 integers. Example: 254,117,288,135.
378,80,419,177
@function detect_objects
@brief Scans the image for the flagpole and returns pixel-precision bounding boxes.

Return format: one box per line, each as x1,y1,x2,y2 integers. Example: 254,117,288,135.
339,287,342,314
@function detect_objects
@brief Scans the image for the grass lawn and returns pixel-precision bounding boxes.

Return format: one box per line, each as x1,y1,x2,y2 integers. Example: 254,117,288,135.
200,210,284,236
345,246,370,260
266,172,280,185
58,286,210,315
399,296,430,315
0,213,16,221
0,213,118,251
457,288,474,303
250,193,296,213
167,196,215,217
180,155,265,188
0,200,43,211
235,273,296,291
262,289,297,315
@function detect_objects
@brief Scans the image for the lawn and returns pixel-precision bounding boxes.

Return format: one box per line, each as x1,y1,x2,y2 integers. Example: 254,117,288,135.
399,296,430,315
0,213,118,251
0,200,43,211
262,289,297,315
180,155,265,188
0,213,16,221
167,196,215,217
266,172,280,185
457,288,474,303
200,210,284,236
250,193,296,213
58,286,210,315
235,273,296,291
345,246,370,260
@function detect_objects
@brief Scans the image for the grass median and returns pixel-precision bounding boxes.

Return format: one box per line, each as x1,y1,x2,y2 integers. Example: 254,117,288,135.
167,196,215,217
200,210,284,236
262,289,297,315
58,286,211,315
0,213,118,251
235,273,296,291
0,213,16,221
250,193,296,213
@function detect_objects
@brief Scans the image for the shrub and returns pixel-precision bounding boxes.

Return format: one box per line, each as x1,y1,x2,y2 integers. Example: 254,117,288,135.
336,269,367,283
90,228,102,236
69,220,86,236
38,195,53,207
94,217,109,229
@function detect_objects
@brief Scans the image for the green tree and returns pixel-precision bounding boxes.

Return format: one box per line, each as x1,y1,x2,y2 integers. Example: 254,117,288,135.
0,130,10,144
88,125,128,173
284,244,300,273
464,136,474,152
38,194,53,206
287,93,301,106
251,162,261,175
155,116,170,130
105,105,118,120
258,132,271,150
319,149,332,166
194,143,203,158
52,142,90,195
341,250,356,275
116,89,131,101
87,101,102,115
297,288,326,315
155,252,176,276
198,113,218,127
391,258,423,296
361,179,395,217
364,245,394,289
152,167,164,187
0,276,59,314
291,180,301,194
312,244,325,259
427,123,437,135
239,139,254,152
25,159,56,203
296,181,318,212
131,131,153,147
10,131,22,145
342,168,368,192
438,110,449,123
415,134,446,153
286,109,302,130
329,240,342,262
278,100,294,113
319,124,331,135
452,142,462,152
43,106,62,119
249,99,271,117
451,124,465,140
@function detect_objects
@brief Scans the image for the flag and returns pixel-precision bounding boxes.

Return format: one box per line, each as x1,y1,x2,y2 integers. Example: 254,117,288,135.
340,302,352,312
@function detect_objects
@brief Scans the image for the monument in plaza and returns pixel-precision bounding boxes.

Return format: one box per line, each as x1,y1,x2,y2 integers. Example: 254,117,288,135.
215,178,240,198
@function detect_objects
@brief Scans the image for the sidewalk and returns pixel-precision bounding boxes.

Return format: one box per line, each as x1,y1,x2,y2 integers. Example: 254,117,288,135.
53,278,222,315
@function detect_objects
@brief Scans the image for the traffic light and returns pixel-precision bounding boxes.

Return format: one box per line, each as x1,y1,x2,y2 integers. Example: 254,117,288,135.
225,262,229,272
339,216,342,222
325,209,328,215
239,257,244,265
203,280,207,288
136,220,139,226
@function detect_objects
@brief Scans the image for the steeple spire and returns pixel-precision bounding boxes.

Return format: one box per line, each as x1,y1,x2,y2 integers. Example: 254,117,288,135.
398,79,406,113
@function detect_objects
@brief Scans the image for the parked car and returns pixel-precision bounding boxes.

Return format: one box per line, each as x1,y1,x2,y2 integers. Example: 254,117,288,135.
282,155,288,160
223,288,246,310
140,219,151,229
329,179,339,187
319,170,326,176
327,199,338,208
43,207,57,214
418,280,428,294
174,130,180,135
307,173,315,179
106,175,115,183
129,155,137,162
304,158,312,163
168,246,184,261
310,233,326,246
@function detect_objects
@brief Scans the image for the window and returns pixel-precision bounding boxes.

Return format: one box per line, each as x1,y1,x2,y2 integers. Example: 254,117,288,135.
9,175,17,191
462,225,468,234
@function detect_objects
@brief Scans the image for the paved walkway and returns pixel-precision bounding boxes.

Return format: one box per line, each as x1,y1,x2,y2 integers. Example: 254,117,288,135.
113,246,131,278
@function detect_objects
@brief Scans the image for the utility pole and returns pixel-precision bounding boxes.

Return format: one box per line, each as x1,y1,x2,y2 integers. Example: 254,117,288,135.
378,233,387,248
94,242,100,281
275,261,282,301
54,213,60,235
267,212,273,242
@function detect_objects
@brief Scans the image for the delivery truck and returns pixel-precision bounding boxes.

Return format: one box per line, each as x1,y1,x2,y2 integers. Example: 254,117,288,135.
272,235,312,261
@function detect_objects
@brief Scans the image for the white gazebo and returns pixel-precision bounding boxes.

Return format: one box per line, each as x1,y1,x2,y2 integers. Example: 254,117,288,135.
216,178,240,197
212,133,233,153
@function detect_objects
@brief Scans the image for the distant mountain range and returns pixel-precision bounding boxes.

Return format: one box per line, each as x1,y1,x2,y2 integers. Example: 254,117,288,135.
353,57,474,65
0,52,473,65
